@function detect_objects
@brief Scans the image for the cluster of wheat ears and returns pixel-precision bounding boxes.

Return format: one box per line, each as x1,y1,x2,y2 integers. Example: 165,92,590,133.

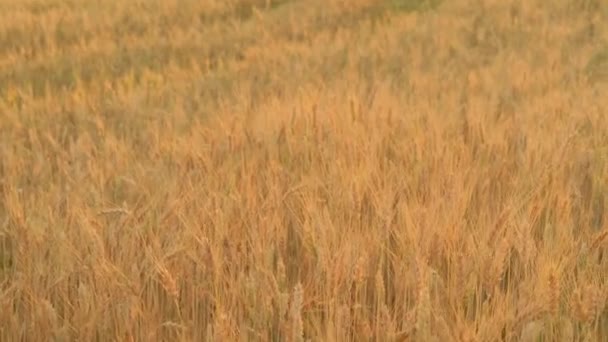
0,0,607,340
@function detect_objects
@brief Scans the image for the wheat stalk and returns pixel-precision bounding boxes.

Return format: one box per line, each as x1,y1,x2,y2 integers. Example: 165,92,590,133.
290,282,304,342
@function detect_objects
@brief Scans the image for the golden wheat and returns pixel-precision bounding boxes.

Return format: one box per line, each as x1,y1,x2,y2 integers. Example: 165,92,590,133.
0,0,607,340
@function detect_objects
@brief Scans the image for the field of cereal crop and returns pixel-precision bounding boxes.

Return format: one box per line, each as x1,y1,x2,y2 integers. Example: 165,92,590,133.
1,0,607,340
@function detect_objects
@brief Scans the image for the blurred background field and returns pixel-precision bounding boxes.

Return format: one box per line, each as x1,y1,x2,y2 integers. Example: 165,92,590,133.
1,0,607,340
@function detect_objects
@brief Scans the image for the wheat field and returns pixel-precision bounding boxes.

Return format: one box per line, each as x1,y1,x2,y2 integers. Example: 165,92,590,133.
0,0,607,341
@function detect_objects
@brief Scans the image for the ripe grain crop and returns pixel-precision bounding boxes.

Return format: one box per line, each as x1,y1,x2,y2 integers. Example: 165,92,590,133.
1,0,607,340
